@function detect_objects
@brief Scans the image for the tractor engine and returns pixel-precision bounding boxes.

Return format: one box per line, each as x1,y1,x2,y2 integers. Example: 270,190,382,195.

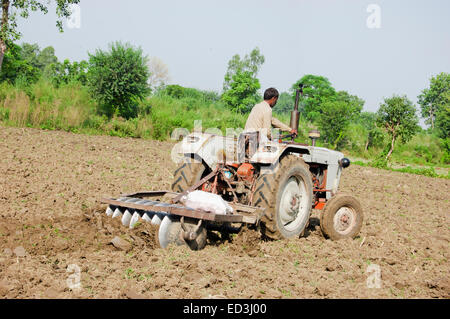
200,163,257,205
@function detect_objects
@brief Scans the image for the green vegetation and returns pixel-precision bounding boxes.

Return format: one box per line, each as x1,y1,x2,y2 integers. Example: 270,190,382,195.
375,95,420,164
418,72,450,131
353,160,449,179
221,47,264,113
221,70,261,114
0,79,246,139
0,40,448,178
0,43,41,84
0,1,80,72
49,59,88,87
291,75,333,120
87,41,150,119
317,99,360,149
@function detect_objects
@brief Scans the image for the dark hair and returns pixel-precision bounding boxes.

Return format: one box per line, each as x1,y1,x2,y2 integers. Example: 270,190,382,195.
264,87,279,100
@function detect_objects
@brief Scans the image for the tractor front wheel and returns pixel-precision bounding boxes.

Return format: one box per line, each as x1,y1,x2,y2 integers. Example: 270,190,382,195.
320,194,363,240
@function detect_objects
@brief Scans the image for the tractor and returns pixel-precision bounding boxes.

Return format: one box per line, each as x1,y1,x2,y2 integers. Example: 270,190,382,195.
101,85,363,250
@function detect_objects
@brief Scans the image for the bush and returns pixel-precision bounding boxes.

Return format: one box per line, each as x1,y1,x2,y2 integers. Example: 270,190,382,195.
87,41,150,119
393,133,447,165
163,84,185,99
160,84,220,103
441,138,450,164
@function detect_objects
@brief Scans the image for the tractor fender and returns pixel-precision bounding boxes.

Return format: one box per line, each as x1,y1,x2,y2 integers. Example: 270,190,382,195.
254,144,346,200
174,132,237,170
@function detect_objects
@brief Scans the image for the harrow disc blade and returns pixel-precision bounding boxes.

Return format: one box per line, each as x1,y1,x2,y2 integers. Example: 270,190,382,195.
158,215,184,249
121,210,133,226
151,213,164,225
112,208,122,218
106,206,114,216
129,212,141,229
142,212,152,222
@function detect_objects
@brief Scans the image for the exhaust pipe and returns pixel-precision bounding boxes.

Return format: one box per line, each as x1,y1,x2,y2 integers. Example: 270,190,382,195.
289,84,303,141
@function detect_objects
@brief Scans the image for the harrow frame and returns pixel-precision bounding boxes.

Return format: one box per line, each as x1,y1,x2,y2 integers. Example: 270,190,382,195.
101,190,265,226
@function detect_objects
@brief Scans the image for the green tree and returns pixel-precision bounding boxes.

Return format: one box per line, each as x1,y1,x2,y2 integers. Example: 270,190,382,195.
418,72,450,130
221,70,261,113
291,75,336,122
317,100,357,149
161,84,219,102
48,58,88,87
37,46,58,70
20,42,40,66
376,95,419,161
0,42,39,84
20,42,58,75
358,111,384,151
335,90,364,116
222,47,264,113
0,0,80,71
87,41,150,119
435,95,449,139
223,47,264,92
273,92,294,114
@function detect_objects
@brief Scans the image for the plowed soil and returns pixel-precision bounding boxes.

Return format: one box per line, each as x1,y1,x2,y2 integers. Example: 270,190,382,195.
0,126,448,299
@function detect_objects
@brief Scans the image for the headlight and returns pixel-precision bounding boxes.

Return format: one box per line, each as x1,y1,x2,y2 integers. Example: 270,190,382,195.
339,158,350,168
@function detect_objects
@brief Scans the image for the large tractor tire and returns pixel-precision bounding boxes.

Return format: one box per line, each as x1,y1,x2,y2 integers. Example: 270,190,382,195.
320,194,363,240
171,160,209,193
253,155,313,240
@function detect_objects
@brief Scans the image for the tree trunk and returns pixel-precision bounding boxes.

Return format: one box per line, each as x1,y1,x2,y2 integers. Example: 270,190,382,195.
430,107,434,130
0,0,10,72
0,39,6,72
385,133,396,161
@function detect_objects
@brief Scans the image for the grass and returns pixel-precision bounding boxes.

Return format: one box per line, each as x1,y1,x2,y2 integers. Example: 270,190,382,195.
124,268,135,279
353,160,449,179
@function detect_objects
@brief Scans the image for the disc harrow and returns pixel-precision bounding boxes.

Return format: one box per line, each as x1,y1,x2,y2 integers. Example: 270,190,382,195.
101,191,265,250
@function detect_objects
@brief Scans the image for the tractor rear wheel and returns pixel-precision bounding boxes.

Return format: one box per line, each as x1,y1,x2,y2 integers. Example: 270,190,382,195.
320,194,363,240
171,160,209,193
253,155,313,240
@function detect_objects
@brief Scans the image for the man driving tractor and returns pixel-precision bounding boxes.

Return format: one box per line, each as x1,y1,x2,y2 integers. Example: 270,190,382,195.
244,87,297,141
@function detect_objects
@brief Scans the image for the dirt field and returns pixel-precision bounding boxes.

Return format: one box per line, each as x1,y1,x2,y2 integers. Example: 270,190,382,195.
0,125,448,299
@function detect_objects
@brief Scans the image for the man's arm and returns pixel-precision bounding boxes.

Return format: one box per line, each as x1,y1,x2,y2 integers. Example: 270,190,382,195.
272,116,292,132
262,108,273,139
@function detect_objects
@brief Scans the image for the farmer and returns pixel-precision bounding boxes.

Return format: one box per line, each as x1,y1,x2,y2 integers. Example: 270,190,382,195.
244,87,297,142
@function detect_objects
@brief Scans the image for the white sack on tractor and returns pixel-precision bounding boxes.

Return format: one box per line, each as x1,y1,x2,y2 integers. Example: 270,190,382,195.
181,190,234,215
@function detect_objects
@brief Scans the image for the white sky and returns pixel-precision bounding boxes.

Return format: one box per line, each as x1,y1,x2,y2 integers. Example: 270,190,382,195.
16,0,450,122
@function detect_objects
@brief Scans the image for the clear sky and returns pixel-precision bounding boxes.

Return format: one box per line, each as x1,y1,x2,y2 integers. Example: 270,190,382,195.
16,0,450,119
